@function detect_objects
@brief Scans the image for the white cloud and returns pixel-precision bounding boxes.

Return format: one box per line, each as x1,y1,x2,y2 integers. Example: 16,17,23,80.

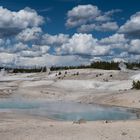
0,7,44,37
0,52,16,66
40,45,50,54
66,4,120,33
32,45,50,54
78,22,118,33
119,12,140,38
1,5,140,67
19,45,50,57
20,50,42,57
16,54,89,67
129,39,140,54
0,31,140,67
96,9,122,22
113,58,126,62
119,52,129,58
66,4,101,28
12,43,28,52
56,33,110,56
57,33,97,55
100,34,127,45
0,40,29,53
90,57,103,62
16,27,42,42
42,33,69,45
77,24,96,33
99,33,129,51
96,22,119,31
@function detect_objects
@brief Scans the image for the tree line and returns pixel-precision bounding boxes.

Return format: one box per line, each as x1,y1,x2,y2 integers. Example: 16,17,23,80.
1,61,140,73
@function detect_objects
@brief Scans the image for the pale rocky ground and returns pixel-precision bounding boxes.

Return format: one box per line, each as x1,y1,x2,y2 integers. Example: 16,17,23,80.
0,69,140,140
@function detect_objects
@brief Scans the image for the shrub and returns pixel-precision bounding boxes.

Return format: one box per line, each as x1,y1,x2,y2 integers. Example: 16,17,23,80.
58,72,62,75
132,80,140,89
65,71,67,75
76,72,79,75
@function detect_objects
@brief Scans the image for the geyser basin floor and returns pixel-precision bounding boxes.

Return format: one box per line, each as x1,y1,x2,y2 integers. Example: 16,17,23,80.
0,99,139,121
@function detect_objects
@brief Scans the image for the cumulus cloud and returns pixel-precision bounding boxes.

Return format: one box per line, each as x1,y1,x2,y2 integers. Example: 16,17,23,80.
95,9,122,22
119,52,129,58
129,39,140,54
32,45,50,54
113,58,126,62
0,50,89,67
99,33,129,50
0,52,16,66
1,31,140,67
77,24,96,33
16,54,89,67
66,4,120,33
42,33,69,45
56,33,111,56
0,7,43,38
100,34,127,45
12,43,28,53
66,4,101,28
96,22,119,31
0,39,29,53
16,27,42,42
18,44,50,58
1,5,140,67
119,12,140,38
78,22,119,33
20,50,42,58
129,54,140,62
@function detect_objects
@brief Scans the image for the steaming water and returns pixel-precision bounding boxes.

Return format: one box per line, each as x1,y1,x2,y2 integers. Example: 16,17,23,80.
0,99,139,121
119,62,127,72
0,69,6,77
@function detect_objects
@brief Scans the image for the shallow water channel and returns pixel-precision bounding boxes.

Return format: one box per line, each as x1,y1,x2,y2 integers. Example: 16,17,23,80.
0,99,139,121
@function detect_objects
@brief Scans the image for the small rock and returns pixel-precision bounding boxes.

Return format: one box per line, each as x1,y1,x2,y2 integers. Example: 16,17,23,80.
50,125,54,127
73,119,86,124
104,120,109,123
121,132,127,136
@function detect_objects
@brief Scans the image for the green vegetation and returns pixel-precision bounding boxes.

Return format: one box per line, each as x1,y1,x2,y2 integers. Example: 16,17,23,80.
50,61,140,71
58,71,62,75
0,67,47,73
90,61,119,70
1,61,140,73
132,80,140,90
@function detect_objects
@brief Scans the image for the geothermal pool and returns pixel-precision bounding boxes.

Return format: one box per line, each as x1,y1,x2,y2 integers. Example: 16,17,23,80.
0,99,139,121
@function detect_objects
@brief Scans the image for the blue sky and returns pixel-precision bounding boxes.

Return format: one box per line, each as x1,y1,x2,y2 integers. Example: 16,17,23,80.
0,0,140,67
1,0,139,35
